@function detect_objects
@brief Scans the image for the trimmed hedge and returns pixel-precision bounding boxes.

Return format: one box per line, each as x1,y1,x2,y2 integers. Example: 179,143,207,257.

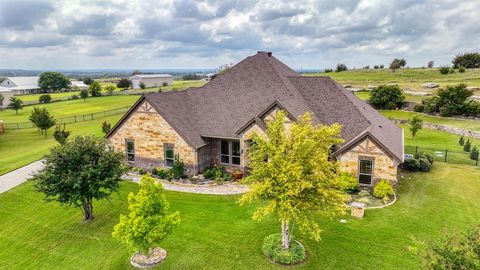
262,233,306,265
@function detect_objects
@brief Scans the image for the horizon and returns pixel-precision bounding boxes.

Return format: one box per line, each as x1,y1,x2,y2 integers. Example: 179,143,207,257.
1,1,479,69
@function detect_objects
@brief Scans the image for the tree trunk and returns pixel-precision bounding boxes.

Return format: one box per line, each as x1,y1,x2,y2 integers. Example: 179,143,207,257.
82,199,94,221
281,220,290,250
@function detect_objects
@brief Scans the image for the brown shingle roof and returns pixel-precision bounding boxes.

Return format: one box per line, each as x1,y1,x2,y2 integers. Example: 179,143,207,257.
139,51,403,162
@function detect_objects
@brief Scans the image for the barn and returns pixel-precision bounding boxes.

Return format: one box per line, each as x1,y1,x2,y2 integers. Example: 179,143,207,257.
129,74,173,89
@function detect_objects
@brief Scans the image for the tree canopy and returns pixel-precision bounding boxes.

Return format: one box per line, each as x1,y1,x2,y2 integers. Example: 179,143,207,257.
38,72,70,92
409,114,423,139
113,174,180,254
29,107,56,137
239,111,348,249
117,78,131,89
452,53,480,68
7,96,23,115
33,136,127,221
369,84,406,109
88,81,102,97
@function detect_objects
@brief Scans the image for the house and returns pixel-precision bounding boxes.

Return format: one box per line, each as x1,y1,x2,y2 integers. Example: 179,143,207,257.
129,74,173,89
70,81,89,90
108,52,404,186
0,87,14,107
0,76,40,95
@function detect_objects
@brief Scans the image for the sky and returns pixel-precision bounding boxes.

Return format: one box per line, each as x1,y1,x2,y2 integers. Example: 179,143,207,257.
0,0,479,70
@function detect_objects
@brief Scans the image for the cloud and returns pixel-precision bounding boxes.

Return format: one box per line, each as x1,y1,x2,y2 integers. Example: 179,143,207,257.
0,0,480,69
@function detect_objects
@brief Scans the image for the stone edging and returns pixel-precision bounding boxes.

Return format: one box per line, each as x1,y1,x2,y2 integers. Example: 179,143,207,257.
392,119,480,139
348,192,397,210
126,173,223,187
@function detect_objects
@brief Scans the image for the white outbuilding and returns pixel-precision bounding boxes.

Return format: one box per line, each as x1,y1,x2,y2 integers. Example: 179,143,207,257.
70,81,89,90
0,76,40,95
129,74,173,89
0,87,14,107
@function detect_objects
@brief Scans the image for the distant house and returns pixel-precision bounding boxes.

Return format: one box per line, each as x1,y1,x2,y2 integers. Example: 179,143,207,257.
108,52,403,186
129,74,173,89
0,76,40,95
70,81,89,90
0,87,14,107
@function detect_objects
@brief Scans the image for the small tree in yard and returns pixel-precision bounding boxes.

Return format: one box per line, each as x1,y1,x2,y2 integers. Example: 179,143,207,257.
409,114,423,139
29,107,56,137
239,111,348,255
369,85,406,109
88,81,102,97
7,97,23,115
53,124,70,144
104,84,115,95
139,82,146,89
113,174,180,260
80,89,89,101
459,136,465,146
33,136,127,221
101,121,111,135
470,146,479,161
464,139,471,152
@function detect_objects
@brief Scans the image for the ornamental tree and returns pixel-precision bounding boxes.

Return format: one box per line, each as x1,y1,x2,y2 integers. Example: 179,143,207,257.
409,114,423,139
239,111,348,249
88,81,102,97
7,96,23,115
29,107,56,137
38,72,70,92
113,174,180,255
33,136,127,221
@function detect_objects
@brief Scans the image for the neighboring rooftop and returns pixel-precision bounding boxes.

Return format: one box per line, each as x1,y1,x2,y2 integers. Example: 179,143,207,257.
130,74,173,78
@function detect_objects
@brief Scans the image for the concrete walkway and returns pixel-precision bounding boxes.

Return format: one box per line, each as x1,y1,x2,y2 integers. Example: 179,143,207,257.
0,160,44,194
0,160,249,195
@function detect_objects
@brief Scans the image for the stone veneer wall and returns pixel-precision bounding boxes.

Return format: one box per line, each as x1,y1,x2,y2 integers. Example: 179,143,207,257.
109,100,197,174
336,137,398,185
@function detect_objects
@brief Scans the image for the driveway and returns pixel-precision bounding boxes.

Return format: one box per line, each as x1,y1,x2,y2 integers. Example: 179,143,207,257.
0,160,44,194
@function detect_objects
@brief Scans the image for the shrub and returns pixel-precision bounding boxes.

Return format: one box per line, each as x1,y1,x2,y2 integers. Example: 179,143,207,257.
88,81,102,97
338,172,359,194
101,121,111,135
464,139,471,152
459,66,466,73
202,166,232,183
71,94,79,100
439,66,450,75
324,68,333,73
155,168,170,179
170,155,186,179
413,103,425,112
418,158,432,172
379,64,384,68
336,63,348,72
53,124,70,145
416,152,434,165
452,52,480,68
459,136,465,146
139,82,146,89
374,65,379,69
262,233,306,265
373,180,394,201
117,78,131,89
39,94,52,104
470,146,479,161
369,85,406,109
104,84,115,95
404,158,421,171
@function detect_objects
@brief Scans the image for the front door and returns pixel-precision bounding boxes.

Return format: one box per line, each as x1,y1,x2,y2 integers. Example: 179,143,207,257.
358,159,373,185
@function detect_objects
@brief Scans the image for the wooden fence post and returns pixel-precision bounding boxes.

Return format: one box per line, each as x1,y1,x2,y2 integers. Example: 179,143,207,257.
445,149,448,162
415,146,418,156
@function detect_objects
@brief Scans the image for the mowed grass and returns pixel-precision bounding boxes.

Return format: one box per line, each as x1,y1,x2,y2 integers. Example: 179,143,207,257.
308,68,480,94
0,115,122,175
0,95,138,123
16,91,81,103
402,124,480,165
381,110,480,132
0,162,479,269
354,91,424,103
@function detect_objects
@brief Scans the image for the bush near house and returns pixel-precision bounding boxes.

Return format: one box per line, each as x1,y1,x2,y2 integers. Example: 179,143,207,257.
404,153,433,172
373,180,394,201
338,172,360,194
202,166,233,183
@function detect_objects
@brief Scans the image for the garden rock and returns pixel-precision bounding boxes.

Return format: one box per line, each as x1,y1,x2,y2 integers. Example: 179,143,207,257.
422,83,439,88
130,247,167,269
351,202,366,218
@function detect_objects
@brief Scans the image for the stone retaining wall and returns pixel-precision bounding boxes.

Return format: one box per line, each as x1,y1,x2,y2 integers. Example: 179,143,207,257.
392,119,480,139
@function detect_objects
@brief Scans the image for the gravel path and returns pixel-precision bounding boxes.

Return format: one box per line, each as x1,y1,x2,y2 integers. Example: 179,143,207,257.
128,174,249,195
0,160,44,194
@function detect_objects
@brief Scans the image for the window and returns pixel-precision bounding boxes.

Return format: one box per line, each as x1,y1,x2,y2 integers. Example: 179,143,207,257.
126,139,135,162
220,140,241,165
220,140,230,164
232,141,241,165
358,159,373,185
164,144,175,167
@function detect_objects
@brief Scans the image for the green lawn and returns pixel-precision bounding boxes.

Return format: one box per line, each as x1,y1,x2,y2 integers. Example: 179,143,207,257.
0,95,138,123
381,110,480,132
354,91,425,103
402,124,480,165
1,162,479,269
308,68,480,94
0,115,123,175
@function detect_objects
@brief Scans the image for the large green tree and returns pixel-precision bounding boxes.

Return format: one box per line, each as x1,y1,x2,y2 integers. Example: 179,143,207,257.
113,174,180,255
7,96,23,115
239,111,348,249
33,136,127,221
88,81,102,97
409,114,423,139
369,85,406,109
38,72,70,92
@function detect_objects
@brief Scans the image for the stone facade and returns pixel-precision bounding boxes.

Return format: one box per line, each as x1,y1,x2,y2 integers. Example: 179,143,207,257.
336,137,399,185
109,100,197,174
